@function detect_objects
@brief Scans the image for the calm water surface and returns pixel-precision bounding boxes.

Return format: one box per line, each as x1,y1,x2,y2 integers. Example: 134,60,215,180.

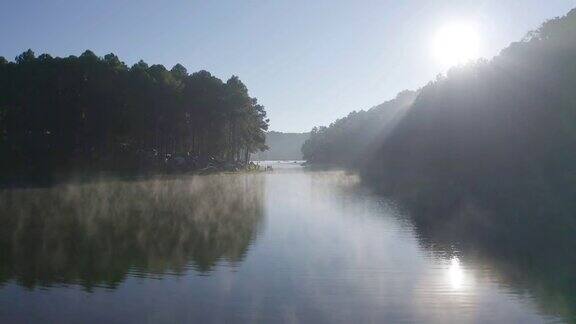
0,163,569,323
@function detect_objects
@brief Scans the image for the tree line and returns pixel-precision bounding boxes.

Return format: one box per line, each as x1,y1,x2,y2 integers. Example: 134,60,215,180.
302,12,576,319
0,50,269,180
301,90,417,166
303,9,576,230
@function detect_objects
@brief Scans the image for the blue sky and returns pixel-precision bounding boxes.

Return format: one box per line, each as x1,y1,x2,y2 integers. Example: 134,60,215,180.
1,0,575,132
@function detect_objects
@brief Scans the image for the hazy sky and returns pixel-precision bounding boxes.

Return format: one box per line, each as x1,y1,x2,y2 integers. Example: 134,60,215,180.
1,1,575,132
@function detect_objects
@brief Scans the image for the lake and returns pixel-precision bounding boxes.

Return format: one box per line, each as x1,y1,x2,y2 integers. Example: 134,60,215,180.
0,162,571,323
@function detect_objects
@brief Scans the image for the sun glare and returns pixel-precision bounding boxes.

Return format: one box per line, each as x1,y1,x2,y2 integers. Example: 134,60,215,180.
433,22,481,68
447,257,464,290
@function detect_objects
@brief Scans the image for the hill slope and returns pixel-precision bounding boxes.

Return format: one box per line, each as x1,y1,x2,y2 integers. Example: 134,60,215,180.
367,9,576,219
301,10,576,320
252,131,309,161
304,9,576,220
302,90,417,166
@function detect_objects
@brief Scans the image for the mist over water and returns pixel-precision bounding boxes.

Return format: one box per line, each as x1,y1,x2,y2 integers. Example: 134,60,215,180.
0,174,265,289
0,164,569,323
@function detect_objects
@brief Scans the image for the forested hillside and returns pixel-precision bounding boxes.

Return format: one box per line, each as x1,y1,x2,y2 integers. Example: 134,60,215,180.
302,90,417,166
370,9,576,220
252,131,309,160
0,50,269,180
304,9,576,229
301,10,576,317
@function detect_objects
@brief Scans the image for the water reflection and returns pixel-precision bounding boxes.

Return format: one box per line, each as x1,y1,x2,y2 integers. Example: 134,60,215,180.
401,192,576,322
0,174,265,290
447,257,464,290
262,169,556,323
0,167,571,323
302,169,571,322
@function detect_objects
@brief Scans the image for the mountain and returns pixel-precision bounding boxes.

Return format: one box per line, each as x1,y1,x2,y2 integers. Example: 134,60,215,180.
301,10,576,318
303,8,576,230
252,131,309,161
367,9,576,218
302,90,418,166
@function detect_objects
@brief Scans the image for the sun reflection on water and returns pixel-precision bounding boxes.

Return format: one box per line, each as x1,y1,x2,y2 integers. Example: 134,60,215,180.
448,257,464,290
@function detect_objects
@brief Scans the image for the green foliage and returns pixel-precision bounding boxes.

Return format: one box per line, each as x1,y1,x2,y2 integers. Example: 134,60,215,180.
14,49,35,64
368,9,576,220
304,8,576,228
0,50,269,179
301,90,417,166
301,13,576,318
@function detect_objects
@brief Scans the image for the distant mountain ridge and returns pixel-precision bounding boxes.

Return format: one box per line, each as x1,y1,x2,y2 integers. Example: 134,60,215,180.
252,131,309,161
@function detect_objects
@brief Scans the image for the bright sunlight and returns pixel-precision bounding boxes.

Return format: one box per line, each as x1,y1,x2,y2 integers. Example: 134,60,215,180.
447,257,464,290
433,22,481,67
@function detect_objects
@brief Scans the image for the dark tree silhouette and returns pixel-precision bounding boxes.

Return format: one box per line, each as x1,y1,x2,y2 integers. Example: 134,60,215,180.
0,50,269,181
301,90,417,166
303,8,576,230
302,11,576,320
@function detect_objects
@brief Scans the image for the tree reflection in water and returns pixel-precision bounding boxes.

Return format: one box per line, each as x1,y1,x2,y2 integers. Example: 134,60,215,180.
0,174,265,291
405,202,576,322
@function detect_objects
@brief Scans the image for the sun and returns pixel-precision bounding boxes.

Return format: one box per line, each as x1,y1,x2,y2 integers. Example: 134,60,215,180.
433,22,481,68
